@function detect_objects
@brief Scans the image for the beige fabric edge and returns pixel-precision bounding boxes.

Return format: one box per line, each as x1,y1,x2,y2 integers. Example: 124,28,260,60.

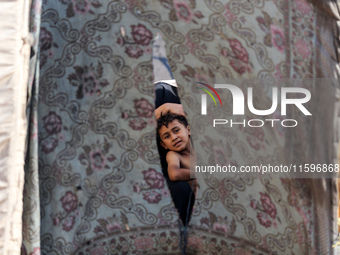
0,0,30,254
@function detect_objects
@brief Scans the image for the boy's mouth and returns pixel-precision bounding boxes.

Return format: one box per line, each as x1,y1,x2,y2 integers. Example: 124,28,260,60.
173,140,182,147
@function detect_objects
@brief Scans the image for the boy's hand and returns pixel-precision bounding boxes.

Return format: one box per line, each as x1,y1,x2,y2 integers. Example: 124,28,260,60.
155,103,185,119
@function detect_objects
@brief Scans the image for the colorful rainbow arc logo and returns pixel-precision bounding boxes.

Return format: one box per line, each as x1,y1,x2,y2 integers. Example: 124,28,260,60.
196,82,222,106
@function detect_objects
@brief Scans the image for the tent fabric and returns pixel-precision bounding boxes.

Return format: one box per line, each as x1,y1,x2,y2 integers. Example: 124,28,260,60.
0,0,31,254
22,0,42,254
18,0,340,254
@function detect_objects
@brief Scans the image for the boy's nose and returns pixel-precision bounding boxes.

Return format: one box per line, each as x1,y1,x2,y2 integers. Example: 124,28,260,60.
171,134,177,140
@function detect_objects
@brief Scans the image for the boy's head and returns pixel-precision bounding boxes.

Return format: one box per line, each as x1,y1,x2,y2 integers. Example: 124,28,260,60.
157,113,190,152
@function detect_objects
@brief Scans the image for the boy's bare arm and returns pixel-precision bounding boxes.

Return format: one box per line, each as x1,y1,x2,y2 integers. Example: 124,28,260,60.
166,151,194,181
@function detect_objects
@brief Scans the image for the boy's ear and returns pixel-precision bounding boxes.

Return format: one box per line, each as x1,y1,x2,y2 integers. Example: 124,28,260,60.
187,125,191,135
160,141,168,150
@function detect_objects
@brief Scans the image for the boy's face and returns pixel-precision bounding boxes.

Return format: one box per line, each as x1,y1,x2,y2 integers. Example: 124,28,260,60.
159,119,190,152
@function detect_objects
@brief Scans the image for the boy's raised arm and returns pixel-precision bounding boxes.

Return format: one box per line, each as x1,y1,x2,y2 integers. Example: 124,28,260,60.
155,103,185,119
166,151,194,181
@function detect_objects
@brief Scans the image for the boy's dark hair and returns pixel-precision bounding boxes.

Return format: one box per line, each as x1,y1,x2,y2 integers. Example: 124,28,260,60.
157,112,188,134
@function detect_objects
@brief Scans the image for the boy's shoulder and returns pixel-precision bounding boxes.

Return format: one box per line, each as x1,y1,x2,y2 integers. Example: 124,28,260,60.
166,150,180,158
166,150,181,162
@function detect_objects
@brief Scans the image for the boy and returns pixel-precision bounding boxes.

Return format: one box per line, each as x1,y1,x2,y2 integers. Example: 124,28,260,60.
157,113,197,194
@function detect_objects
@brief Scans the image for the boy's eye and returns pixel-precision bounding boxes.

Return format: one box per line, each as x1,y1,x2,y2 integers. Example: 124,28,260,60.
163,134,170,139
174,128,179,133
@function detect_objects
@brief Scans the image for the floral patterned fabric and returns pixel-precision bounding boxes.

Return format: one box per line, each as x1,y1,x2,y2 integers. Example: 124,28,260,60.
21,0,340,254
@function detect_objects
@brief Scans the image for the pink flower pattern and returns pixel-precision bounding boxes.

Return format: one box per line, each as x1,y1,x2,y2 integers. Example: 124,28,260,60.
53,217,60,226
60,191,78,213
82,71,99,96
224,4,237,25
116,37,124,46
131,24,153,46
229,59,246,75
106,222,121,232
134,98,154,118
67,62,109,99
117,23,153,59
271,25,285,52
229,38,249,64
260,192,277,219
213,222,228,233
143,190,162,204
250,192,278,229
220,48,228,58
257,212,272,228
129,118,147,130
89,149,106,171
174,0,193,23
41,137,58,154
250,200,257,209
72,0,90,14
43,112,62,135
142,168,164,189
125,46,144,58
40,27,53,51
133,184,141,194
62,215,76,232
